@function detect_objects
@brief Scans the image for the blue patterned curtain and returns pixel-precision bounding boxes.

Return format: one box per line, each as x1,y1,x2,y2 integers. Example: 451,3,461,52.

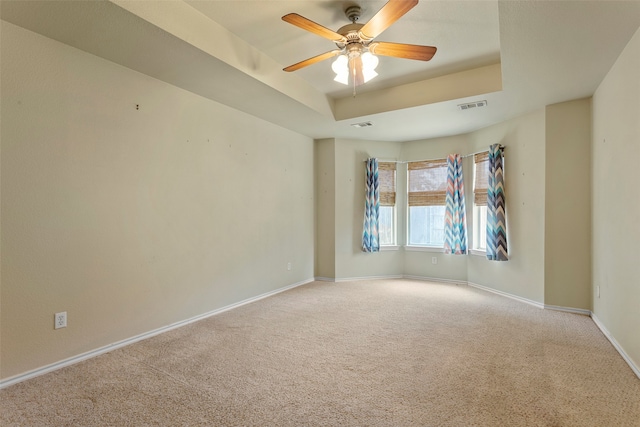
362,158,380,252
444,154,467,254
486,144,508,260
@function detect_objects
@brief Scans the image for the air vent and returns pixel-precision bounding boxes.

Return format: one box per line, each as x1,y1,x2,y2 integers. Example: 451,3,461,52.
458,100,487,111
351,121,373,128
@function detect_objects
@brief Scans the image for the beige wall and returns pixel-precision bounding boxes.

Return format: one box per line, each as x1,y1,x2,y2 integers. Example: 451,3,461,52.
544,99,592,310
4,15,638,384
323,112,548,301
314,139,335,279
333,139,403,280
592,27,640,369
401,135,469,281
1,22,315,380
466,110,547,304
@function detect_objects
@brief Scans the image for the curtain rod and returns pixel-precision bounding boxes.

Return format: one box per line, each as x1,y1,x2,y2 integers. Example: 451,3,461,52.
363,146,505,163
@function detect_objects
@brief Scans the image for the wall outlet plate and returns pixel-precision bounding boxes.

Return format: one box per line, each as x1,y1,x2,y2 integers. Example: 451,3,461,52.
54,312,67,329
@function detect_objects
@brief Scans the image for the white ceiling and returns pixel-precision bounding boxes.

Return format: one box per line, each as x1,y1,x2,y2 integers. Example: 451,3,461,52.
185,0,501,98
2,1,639,142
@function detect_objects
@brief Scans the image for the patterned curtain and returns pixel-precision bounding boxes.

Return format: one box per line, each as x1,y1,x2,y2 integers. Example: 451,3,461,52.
362,158,380,252
443,154,467,254
486,144,508,260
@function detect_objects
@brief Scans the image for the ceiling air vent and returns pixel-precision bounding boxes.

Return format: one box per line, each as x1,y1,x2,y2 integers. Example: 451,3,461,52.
351,121,373,128
458,100,487,111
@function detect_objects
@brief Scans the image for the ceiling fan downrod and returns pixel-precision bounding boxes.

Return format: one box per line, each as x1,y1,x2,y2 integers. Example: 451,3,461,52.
344,5,361,23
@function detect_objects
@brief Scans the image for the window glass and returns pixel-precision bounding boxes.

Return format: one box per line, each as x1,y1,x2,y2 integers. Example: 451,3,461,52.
408,206,446,246
379,162,396,246
379,206,395,246
473,205,487,250
472,151,495,251
407,159,447,247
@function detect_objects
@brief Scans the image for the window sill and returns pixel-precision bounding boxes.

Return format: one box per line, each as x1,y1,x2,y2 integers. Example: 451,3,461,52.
405,246,443,253
380,245,400,251
470,249,486,257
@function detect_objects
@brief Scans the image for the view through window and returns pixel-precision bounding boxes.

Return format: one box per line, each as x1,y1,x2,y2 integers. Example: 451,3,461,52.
473,151,490,251
407,159,447,247
379,162,396,246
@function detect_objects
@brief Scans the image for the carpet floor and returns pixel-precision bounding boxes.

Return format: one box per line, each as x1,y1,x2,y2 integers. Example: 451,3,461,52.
1,279,639,426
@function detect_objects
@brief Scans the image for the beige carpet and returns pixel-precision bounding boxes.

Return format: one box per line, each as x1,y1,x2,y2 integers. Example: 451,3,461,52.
1,279,639,426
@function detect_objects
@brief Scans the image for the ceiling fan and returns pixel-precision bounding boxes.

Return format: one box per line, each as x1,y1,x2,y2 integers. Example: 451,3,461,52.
282,0,436,89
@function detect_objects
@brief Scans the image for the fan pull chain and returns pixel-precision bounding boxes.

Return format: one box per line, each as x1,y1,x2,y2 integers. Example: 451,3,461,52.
351,56,357,97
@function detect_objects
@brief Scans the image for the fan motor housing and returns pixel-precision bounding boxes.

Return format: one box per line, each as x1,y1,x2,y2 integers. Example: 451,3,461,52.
337,23,364,38
336,23,365,48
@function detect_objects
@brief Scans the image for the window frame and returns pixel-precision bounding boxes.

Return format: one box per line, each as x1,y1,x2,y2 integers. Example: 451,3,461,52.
471,151,497,255
471,205,487,255
379,205,396,247
378,162,397,247
405,159,448,249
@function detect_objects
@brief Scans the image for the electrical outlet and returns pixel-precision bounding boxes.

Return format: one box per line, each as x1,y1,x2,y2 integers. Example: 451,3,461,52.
54,312,67,329
431,257,438,265
287,262,292,271
596,286,600,298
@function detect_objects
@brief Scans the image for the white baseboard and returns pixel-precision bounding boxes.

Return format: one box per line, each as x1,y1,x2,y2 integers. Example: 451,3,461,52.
333,275,404,282
320,276,639,381
544,304,591,316
317,275,465,285
467,283,639,380
4,276,638,388
591,314,640,380
467,281,545,309
403,275,467,286
0,278,315,390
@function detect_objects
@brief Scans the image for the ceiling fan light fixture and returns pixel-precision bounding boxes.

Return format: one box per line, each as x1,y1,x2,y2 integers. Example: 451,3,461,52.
362,68,378,83
332,54,348,73
332,54,349,85
334,71,349,85
361,51,379,70
361,51,379,83
331,50,379,86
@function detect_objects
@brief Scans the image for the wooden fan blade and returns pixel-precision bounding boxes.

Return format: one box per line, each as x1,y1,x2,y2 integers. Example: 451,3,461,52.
283,50,342,72
282,13,347,43
369,42,436,61
359,0,419,41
